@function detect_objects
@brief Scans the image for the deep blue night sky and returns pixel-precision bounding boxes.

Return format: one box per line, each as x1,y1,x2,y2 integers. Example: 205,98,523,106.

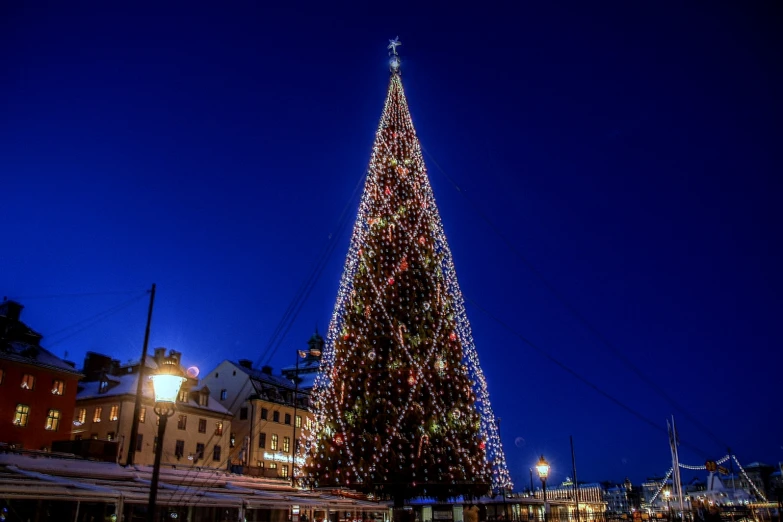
2,3,781,487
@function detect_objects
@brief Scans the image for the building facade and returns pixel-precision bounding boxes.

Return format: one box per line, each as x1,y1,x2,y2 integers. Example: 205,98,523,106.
199,332,323,480
72,348,233,469
0,299,82,450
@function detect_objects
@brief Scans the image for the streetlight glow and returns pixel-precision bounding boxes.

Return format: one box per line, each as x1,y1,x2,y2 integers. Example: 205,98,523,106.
149,373,186,404
536,455,550,480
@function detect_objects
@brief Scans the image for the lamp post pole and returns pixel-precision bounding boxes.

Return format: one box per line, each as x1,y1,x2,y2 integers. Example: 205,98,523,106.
536,456,550,522
146,353,186,522
148,410,172,522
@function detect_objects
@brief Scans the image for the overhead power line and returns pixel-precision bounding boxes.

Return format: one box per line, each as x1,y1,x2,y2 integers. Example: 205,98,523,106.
423,146,730,452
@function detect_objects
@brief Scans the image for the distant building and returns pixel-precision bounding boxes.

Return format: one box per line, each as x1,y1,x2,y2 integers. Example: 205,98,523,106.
199,331,323,479
604,480,633,514
0,299,82,450
72,348,232,469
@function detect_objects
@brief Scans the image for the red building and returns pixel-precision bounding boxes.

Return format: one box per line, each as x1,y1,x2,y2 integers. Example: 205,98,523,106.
0,299,82,450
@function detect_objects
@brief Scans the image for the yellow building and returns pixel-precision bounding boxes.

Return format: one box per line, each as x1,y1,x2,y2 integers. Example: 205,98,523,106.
200,332,323,480
72,348,233,470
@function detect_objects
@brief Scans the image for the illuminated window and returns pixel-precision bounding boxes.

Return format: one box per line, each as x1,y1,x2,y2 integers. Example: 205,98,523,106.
281,464,289,478
198,418,207,433
93,407,102,422
45,409,61,431
77,408,87,424
13,404,30,426
215,421,223,436
177,414,187,430
109,405,119,421
259,432,266,448
270,433,278,451
295,415,302,428
52,380,65,395
178,390,188,403
213,445,221,461
283,436,290,453
257,461,264,469
139,408,146,423
21,374,35,390
284,413,291,425
268,462,277,470
273,411,280,423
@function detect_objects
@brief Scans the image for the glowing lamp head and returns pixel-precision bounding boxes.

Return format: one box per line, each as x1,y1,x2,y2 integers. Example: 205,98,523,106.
150,359,186,405
536,455,550,480
664,490,671,499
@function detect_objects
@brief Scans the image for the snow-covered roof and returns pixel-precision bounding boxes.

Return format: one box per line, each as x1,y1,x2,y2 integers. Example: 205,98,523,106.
0,341,83,376
0,452,387,510
76,373,231,415
234,362,297,389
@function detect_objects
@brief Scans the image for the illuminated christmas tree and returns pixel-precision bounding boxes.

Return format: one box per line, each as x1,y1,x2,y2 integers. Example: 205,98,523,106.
303,39,512,504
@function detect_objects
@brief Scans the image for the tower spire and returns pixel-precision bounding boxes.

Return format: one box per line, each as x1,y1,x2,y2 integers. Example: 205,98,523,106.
388,36,401,73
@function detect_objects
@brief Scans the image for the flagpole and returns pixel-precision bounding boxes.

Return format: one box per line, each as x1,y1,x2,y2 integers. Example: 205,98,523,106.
672,416,685,520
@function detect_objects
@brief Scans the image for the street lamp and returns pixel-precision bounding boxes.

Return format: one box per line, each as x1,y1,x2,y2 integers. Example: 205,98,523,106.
291,343,321,488
537,456,550,522
147,355,186,522
664,490,672,521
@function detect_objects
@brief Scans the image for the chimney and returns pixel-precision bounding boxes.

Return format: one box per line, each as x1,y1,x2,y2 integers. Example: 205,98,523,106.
261,365,273,375
0,299,24,322
168,350,181,366
153,347,166,362
238,359,252,369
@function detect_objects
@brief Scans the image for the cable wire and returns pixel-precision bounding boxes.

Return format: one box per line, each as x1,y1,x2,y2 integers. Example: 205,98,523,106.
423,146,731,453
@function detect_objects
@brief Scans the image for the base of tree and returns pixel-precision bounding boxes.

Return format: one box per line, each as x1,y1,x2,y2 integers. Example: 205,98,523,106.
392,506,415,522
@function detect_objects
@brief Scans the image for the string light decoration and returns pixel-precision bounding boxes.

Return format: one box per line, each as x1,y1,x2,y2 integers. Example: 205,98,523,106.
302,41,513,503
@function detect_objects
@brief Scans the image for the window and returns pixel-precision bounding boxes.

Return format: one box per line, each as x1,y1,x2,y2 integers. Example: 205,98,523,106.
136,434,144,452
268,462,277,470
99,380,109,393
295,415,302,428
93,407,102,422
77,408,87,424
281,464,289,478
273,411,280,423
21,374,35,390
232,370,236,376
178,390,188,403
260,408,268,420
198,418,207,433
257,461,264,469
270,433,278,451
283,436,290,453
45,409,61,431
196,443,205,460
258,432,266,448
215,421,223,436
13,404,30,426
109,404,119,421
175,440,185,459
51,380,64,395
239,407,248,420
199,392,208,406
139,408,146,423
220,389,227,400
107,432,115,441
0,368,4,384
177,414,187,430
284,413,291,425
75,434,82,441
230,432,236,448
213,445,221,461
91,433,98,440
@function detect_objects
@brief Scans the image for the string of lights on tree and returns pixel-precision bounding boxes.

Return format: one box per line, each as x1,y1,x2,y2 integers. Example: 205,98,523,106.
303,45,512,500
